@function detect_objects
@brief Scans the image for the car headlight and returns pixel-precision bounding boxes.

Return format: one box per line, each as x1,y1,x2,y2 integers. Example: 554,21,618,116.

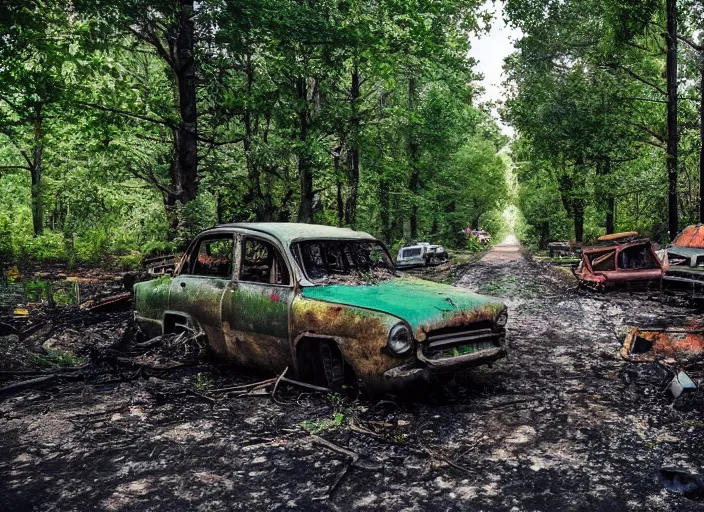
388,324,413,355
495,309,508,328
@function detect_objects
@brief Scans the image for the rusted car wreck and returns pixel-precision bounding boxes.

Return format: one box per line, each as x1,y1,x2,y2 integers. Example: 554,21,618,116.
134,223,508,392
663,224,704,296
574,232,663,290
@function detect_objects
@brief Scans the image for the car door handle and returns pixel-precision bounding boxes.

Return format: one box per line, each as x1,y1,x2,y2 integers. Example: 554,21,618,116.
180,282,186,288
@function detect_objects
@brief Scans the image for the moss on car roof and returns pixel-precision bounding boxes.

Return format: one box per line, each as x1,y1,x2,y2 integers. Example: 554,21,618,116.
211,222,377,246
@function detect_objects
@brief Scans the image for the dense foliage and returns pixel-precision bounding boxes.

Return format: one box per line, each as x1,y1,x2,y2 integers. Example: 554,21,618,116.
0,0,511,266
505,0,704,248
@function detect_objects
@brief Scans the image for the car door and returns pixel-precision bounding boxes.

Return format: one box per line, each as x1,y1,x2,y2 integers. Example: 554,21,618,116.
168,233,234,355
221,233,294,373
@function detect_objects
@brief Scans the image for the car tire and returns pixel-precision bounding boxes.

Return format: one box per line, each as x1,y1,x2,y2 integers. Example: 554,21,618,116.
319,341,345,391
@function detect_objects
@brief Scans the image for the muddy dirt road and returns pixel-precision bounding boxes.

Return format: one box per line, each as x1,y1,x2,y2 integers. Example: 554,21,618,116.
2,251,704,511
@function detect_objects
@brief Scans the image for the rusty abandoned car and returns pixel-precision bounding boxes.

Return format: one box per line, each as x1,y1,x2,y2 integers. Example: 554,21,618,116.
133,223,508,392
574,232,664,290
663,224,704,295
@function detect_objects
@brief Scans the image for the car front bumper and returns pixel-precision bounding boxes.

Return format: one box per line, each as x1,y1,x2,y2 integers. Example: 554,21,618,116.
382,338,507,385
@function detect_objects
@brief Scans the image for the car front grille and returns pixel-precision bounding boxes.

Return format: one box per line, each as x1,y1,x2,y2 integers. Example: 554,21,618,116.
422,321,503,360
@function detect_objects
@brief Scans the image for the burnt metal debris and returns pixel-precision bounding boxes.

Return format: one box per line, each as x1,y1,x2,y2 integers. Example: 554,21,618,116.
133,223,508,392
619,324,704,362
573,232,663,290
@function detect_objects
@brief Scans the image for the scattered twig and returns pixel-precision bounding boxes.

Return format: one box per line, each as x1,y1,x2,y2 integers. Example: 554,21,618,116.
211,378,277,393
187,389,217,404
310,433,382,501
420,444,473,475
311,434,361,498
271,366,289,405
280,377,330,393
212,376,330,395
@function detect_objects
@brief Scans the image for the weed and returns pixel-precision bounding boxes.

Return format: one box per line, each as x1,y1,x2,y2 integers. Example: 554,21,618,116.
194,372,213,390
32,350,83,368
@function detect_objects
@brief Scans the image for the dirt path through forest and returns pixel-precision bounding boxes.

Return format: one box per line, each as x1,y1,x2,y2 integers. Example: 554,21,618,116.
2,258,704,511
481,234,523,262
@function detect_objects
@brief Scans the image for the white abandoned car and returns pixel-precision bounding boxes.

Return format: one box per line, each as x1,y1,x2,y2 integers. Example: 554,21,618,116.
396,242,449,268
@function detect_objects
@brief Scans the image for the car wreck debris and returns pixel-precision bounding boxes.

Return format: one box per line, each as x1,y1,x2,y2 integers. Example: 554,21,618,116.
547,241,575,258
574,233,663,290
667,370,697,399
133,223,507,392
619,324,704,362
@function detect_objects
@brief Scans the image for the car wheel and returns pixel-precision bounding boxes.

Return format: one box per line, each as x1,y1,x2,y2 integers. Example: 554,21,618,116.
319,341,345,391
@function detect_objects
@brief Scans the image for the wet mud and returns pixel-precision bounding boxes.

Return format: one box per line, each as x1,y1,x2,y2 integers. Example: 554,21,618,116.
2,257,704,511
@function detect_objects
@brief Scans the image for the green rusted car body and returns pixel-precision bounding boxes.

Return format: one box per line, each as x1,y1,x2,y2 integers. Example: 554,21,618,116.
134,223,508,391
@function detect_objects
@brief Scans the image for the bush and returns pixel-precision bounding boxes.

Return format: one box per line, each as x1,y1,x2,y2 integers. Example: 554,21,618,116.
74,228,111,264
20,232,67,263
116,252,143,270
141,239,178,258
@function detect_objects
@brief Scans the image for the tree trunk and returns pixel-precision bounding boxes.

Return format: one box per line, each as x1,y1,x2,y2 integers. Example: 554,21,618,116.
699,48,704,223
600,158,615,234
574,200,584,243
606,195,615,234
666,0,678,239
408,75,419,239
31,106,44,236
173,0,198,206
345,63,360,228
540,221,550,249
296,75,315,223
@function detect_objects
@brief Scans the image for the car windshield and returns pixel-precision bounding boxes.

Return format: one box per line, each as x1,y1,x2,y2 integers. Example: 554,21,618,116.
294,240,396,284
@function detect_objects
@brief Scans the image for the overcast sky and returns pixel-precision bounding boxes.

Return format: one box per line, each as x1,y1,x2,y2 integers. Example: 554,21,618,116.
468,2,522,137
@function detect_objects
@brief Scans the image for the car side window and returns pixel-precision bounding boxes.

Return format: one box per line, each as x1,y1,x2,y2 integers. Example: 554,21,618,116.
240,238,290,285
189,236,234,278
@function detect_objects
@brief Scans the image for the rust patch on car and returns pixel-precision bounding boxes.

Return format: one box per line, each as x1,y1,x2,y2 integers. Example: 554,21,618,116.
620,323,704,361
291,298,410,381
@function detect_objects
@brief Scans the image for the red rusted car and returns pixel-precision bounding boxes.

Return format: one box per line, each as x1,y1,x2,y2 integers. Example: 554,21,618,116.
574,232,663,290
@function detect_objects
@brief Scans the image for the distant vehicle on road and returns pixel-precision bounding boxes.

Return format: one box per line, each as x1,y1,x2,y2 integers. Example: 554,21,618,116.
396,242,449,268
464,228,492,245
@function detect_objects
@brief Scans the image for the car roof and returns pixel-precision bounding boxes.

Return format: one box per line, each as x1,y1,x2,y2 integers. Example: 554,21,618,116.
208,222,377,246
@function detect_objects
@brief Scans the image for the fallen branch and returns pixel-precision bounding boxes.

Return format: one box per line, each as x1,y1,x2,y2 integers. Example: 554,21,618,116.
211,379,277,393
421,445,473,475
271,366,289,404
212,375,330,395
280,377,330,393
310,434,382,499
0,374,57,395
311,434,360,498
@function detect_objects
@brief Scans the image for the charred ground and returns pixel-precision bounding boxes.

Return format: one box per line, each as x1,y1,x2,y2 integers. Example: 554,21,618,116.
2,253,704,511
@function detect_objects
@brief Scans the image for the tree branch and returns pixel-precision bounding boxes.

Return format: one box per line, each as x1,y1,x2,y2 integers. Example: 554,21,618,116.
125,25,176,70
76,101,175,128
0,165,31,172
614,64,667,96
197,135,245,147
677,34,704,52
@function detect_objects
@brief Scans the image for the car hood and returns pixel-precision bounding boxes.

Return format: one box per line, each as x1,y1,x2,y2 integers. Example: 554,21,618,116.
667,246,704,257
300,277,505,340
